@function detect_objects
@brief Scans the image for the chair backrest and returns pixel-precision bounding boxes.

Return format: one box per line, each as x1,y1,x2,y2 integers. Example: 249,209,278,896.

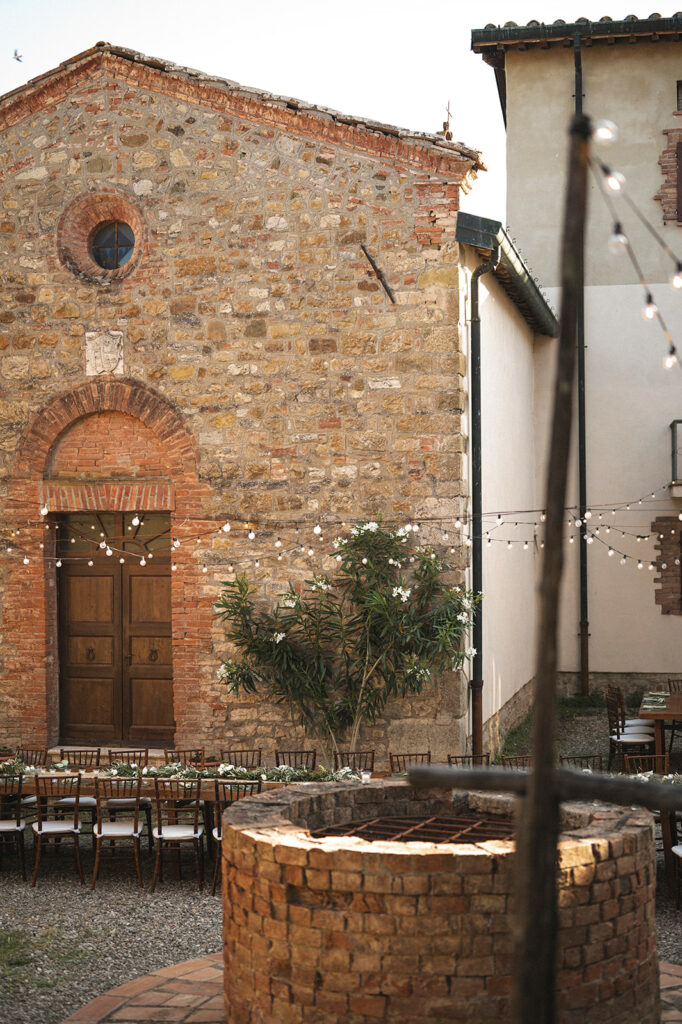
59,748,100,769
95,777,142,830
213,780,263,839
624,753,670,775
16,747,47,766
108,748,149,767
0,774,23,825
333,750,375,772
668,677,682,695
164,748,205,768
560,754,603,771
605,690,624,737
389,751,431,773
35,774,81,828
220,749,262,769
275,749,317,769
153,779,202,836
501,755,534,770
447,754,490,767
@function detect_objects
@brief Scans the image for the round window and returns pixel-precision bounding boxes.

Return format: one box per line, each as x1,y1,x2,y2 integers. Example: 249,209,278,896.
90,221,135,270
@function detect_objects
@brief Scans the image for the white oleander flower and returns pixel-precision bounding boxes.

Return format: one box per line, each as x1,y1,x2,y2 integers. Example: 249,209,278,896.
272,632,286,644
392,586,411,602
282,598,297,608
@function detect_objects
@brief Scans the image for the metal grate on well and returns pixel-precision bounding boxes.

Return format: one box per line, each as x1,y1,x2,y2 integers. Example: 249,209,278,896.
310,814,514,844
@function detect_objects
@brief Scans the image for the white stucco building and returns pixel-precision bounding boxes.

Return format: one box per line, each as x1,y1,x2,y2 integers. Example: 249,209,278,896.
472,14,682,730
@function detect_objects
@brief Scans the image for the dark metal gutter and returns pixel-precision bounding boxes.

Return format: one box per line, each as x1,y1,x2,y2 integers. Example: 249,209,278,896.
455,212,558,756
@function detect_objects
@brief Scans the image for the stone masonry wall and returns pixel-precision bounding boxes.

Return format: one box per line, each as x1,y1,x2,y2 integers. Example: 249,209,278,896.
0,50,473,757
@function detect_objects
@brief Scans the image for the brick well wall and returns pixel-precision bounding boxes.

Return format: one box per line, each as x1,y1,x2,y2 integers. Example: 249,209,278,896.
221,781,659,1023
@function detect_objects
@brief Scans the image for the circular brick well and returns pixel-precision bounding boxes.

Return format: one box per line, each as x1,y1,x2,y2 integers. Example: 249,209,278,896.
221,780,659,1023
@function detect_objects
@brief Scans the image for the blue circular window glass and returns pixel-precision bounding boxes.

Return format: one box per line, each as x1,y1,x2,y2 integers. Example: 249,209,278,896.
90,221,135,270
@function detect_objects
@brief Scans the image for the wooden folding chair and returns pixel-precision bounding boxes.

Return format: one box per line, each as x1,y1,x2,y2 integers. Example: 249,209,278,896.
501,755,534,770
560,754,603,771
389,751,431,773
0,774,26,880
333,751,375,772
220,749,262,769
151,779,205,892
164,748,205,768
32,774,84,886
275,749,317,769
92,777,144,889
624,753,670,775
211,780,262,895
58,749,100,839
447,754,490,767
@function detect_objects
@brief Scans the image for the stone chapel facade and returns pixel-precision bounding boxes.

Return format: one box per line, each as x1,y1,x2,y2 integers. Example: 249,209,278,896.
0,43,492,760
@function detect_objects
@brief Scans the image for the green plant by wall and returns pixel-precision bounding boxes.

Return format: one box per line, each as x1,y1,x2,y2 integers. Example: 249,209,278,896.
215,520,480,764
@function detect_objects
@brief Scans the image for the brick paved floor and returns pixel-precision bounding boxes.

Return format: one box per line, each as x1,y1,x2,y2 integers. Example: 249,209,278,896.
60,954,682,1023
61,954,224,1024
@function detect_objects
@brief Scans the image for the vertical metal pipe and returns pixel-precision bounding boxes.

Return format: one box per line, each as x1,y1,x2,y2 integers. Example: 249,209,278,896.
470,247,499,757
574,33,590,696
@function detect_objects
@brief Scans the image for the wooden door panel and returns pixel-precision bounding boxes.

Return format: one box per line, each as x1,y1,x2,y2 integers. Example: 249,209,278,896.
67,575,114,622
131,637,172,665
59,563,121,744
123,564,174,745
68,636,114,666
130,575,171,623
61,677,116,736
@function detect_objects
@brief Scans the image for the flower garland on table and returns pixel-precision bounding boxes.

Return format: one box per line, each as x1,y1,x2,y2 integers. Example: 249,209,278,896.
103,761,360,783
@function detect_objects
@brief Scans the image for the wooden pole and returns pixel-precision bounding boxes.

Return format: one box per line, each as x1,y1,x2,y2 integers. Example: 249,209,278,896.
513,113,592,1024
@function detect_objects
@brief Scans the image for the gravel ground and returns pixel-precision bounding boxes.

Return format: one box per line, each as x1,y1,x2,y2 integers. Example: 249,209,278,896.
0,846,222,1024
1,712,681,1024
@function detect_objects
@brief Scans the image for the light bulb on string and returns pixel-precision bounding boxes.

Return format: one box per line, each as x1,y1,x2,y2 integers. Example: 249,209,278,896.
313,524,322,535
523,541,529,550
148,552,153,559
601,166,625,193
105,547,112,557
454,518,461,529
279,553,284,561
70,538,75,544
202,564,207,573
275,538,282,548
593,119,618,145
584,510,592,520
228,563,234,573
248,529,256,541
671,263,682,290
99,541,106,549
307,547,314,556
663,562,668,570
87,559,93,567
222,521,231,533
255,559,260,568
40,504,48,517
540,512,546,522
608,221,628,255
677,559,681,566
637,560,643,569
642,293,658,321
608,548,614,557
173,537,180,548
664,348,678,370
172,562,177,572
648,563,655,571
39,542,43,550
413,523,420,533
132,515,140,527
119,557,125,564
574,518,582,527
140,557,147,566
56,559,62,568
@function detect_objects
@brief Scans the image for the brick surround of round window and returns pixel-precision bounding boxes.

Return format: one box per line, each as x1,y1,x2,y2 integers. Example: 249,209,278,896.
57,190,146,283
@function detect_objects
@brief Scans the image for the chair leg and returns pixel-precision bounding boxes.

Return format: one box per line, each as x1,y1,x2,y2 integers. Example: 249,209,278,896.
150,841,162,893
211,840,221,896
17,831,26,882
133,836,143,889
91,837,102,890
145,805,153,852
194,837,203,892
31,835,42,887
74,835,84,885
670,722,677,755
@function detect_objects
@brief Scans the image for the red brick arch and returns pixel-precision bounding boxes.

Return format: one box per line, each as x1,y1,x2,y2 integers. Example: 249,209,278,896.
13,378,200,485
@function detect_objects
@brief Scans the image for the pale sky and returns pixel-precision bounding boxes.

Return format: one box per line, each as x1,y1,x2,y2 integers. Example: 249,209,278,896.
0,1,669,220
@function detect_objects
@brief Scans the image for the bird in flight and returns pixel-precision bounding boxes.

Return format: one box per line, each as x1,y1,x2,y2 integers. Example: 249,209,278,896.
13,50,22,62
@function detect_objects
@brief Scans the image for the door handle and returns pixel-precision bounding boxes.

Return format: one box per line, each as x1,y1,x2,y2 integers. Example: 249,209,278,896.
86,647,95,662
149,648,158,662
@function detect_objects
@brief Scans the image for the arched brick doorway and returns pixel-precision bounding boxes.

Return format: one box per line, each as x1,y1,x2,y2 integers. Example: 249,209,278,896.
6,379,214,748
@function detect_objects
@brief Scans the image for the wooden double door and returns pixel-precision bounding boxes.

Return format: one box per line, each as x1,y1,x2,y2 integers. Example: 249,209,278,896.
58,515,175,746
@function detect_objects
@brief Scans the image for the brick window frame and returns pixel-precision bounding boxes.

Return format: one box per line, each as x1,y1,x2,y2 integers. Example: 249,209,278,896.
653,517,682,614
655,129,682,223
57,190,146,283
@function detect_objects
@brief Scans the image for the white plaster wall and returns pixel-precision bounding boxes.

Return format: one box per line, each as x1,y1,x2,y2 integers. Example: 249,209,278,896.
462,248,541,725
503,39,682,678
